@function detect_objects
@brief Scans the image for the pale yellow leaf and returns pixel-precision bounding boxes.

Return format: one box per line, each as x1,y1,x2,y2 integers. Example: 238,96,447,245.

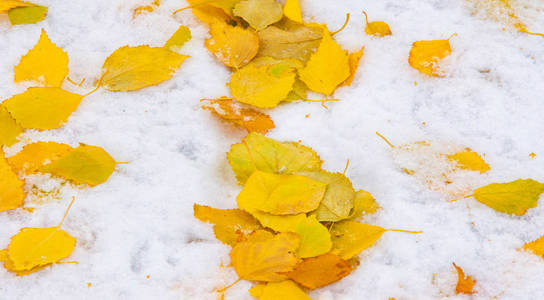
101,45,188,91
3,87,83,130
14,29,68,87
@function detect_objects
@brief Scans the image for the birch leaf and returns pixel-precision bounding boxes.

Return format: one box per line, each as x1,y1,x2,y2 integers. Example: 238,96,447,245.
237,170,326,215
3,87,83,130
283,0,302,23
205,21,259,68
448,149,490,173
286,253,352,290
230,62,295,108
7,141,73,174
0,0,32,12
0,150,25,212
14,29,68,87
331,221,386,259
363,11,392,37
230,230,300,282
193,204,261,246
101,45,188,91
453,263,476,295
472,179,544,215
299,28,350,95
523,235,544,258
257,22,323,63
202,97,275,133
233,0,283,31
408,38,452,77
249,280,310,300
7,4,47,25
227,132,322,184
3,227,75,273
39,144,116,186
345,47,364,86
302,171,355,222
164,25,192,51
350,190,380,219
0,105,22,147
293,215,331,258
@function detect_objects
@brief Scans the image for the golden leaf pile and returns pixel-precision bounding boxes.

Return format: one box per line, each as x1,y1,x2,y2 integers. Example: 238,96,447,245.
195,133,420,298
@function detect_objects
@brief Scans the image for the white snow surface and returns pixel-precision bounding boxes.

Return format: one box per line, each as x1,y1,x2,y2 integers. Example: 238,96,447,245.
2,0,544,299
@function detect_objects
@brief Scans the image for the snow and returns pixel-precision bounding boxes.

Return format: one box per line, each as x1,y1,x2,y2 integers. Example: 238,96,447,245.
1,0,544,299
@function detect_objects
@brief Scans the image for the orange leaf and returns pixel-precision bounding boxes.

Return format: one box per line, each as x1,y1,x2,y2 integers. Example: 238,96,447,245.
453,262,475,295
286,253,352,290
202,97,274,133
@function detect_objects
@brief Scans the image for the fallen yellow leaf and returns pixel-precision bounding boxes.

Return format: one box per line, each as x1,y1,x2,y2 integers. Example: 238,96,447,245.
299,27,350,95
408,37,453,77
471,179,544,215
448,149,490,173
283,0,302,23
230,230,300,281
14,29,68,87
7,141,74,174
205,21,259,68
453,263,476,295
3,87,83,130
101,45,188,91
39,144,116,186
202,97,275,133
0,150,25,212
249,280,310,300
227,132,322,184
286,253,351,290
363,11,392,37
0,105,22,147
237,170,326,215
233,0,283,31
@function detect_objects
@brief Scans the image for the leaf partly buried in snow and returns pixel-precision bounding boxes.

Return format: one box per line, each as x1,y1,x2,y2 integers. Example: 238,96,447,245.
0,105,22,147
345,47,364,86
3,87,83,130
257,21,323,63
0,150,25,212
408,38,452,77
14,29,68,87
7,4,47,25
3,227,76,273
233,0,283,31
227,132,322,184
448,149,490,173
331,221,386,259
453,263,476,295
230,61,296,108
363,11,392,37
237,170,326,215
249,280,310,300
286,253,351,290
283,0,302,23
7,141,73,174
202,97,275,133
164,25,192,51
299,28,350,95
230,230,300,282
471,179,544,215
523,235,544,258
39,144,116,186
101,45,188,91
205,21,259,68
302,171,355,222
193,204,261,246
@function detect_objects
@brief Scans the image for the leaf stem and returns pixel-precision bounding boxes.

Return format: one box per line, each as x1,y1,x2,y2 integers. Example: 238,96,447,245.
59,197,75,227
375,131,395,148
216,278,241,293
386,229,423,234
331,13,350,35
